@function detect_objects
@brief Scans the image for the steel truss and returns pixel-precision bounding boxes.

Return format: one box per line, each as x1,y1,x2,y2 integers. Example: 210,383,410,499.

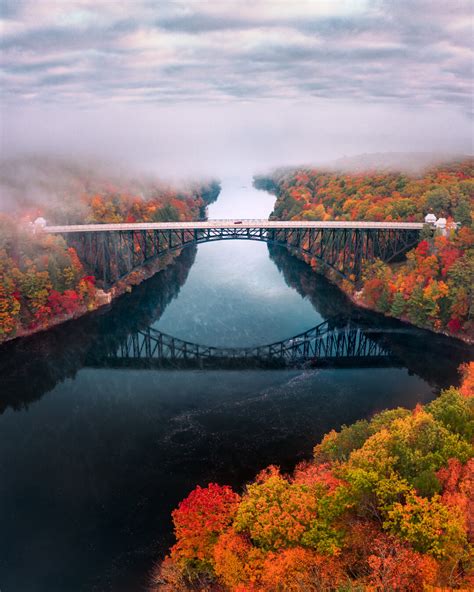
85,319,400,369
66,225,421,287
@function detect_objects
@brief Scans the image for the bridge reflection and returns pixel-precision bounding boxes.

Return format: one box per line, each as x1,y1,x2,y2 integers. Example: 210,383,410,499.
85,319,401,370
1,246,471,414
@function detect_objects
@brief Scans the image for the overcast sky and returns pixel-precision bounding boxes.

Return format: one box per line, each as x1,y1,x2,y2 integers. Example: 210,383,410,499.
1,0,472,176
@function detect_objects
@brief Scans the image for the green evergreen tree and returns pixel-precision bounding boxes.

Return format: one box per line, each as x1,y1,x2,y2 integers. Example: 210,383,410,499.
151,203,180,222
454,198,472,227
423,187,451,215
390,292,406,317
377,288,390,313
407,285,428,326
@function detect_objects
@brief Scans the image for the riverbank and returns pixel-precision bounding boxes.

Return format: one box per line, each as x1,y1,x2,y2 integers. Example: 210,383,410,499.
349,287,474,345
254,159,474,344
284,241,474,346
4,248,187,343
151,362,474,591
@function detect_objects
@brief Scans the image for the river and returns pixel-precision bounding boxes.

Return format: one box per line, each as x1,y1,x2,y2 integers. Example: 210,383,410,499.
0,178,472,592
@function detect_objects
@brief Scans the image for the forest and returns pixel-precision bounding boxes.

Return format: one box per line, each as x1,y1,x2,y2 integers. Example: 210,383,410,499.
0,159,219,342
254,159,474,340
152,362,474,591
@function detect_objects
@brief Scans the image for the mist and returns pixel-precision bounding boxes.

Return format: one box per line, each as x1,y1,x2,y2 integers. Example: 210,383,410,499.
1,0,473,184
2,99,472,180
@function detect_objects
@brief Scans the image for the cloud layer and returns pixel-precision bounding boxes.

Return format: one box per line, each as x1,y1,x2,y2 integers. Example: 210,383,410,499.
1,0,472,113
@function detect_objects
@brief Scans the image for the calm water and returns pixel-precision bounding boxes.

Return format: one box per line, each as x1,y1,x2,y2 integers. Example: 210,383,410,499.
0,178,472,592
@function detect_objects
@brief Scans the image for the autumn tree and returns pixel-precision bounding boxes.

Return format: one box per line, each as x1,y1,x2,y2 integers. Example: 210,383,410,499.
170,483,240,573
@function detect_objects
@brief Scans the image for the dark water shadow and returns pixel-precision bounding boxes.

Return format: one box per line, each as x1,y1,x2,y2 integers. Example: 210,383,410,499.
0,248,197,413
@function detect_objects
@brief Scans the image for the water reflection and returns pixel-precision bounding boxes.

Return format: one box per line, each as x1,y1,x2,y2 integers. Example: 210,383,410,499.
0,248,197,412
268,244,473,388
2,243,470,415
86,319,400,370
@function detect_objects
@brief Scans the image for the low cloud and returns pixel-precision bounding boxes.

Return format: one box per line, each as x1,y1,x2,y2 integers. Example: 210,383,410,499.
0,1,472,177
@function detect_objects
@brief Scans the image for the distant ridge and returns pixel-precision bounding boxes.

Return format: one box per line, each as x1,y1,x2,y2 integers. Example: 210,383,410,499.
256,153,473,181
326,152,472,174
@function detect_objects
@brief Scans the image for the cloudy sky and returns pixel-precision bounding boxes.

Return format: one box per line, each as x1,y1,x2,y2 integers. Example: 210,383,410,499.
1,0,472,175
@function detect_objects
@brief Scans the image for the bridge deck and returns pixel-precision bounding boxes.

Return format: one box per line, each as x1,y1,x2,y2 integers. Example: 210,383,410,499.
44,219,425,233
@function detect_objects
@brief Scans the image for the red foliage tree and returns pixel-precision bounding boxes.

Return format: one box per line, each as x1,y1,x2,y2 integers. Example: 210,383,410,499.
292,461,343,493
170,483,240,571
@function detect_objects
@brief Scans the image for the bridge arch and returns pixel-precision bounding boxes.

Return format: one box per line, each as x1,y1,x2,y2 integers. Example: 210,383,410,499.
55,222,422,288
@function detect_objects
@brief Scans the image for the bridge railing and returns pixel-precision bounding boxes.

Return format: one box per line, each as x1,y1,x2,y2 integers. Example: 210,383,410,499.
43,220,426,233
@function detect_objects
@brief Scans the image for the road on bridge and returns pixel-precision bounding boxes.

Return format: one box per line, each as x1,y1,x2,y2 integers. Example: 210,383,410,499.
44,219,425,233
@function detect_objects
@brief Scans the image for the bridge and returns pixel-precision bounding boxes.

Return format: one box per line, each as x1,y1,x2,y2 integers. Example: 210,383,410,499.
84,318,401,370
45,219,424,287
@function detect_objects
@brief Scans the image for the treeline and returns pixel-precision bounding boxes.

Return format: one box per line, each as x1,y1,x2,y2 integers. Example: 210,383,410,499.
256,160,472,224
0,221,95,339
0,159,220,342
0,157,220,224
152,363,474,591
84,180,220,224
254,159,474,339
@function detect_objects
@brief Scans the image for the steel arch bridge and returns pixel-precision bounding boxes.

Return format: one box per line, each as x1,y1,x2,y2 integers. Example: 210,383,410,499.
45,219,424,287
84,318,401,370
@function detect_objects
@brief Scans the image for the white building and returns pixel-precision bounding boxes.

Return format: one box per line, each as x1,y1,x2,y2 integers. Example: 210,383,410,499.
33,217,47,233
435,217,447,236
34,217,47,227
